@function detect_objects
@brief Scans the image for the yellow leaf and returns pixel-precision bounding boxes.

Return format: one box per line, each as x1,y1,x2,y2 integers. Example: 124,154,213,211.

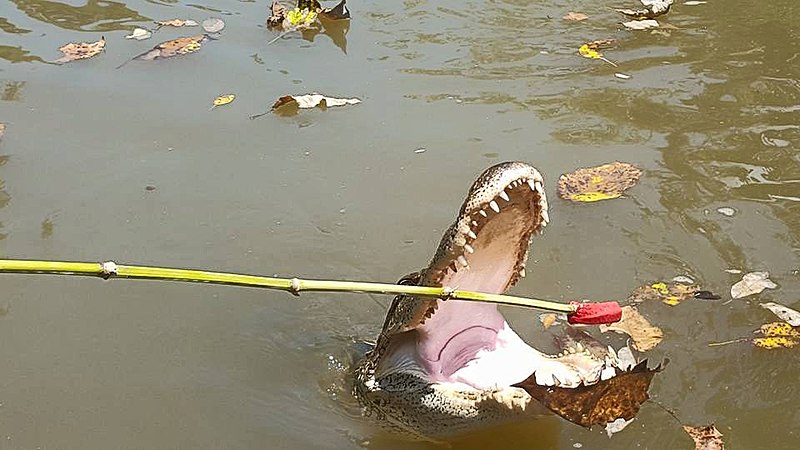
760,322,800,337
558,162,642,203
650,282,669,294
212,94,236,108
579,44,602,59
754,337,798,349
663,296,680,306
569,192,621,202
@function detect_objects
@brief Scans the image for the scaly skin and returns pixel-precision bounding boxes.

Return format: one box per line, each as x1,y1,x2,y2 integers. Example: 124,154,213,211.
353,162,621,439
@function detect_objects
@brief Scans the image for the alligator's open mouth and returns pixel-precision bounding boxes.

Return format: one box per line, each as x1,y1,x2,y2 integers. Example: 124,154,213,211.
409,163,551,389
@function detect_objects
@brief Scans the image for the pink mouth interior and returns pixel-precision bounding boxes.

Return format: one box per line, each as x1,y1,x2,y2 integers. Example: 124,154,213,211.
416,203,532,383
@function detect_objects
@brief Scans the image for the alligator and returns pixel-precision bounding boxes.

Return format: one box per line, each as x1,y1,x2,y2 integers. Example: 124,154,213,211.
353,161,631,440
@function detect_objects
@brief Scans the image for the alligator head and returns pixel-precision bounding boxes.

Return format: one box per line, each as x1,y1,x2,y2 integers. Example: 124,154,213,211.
354,162,624,439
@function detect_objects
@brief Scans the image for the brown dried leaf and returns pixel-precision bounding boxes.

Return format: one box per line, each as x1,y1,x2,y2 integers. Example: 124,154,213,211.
268,1,288,27
600,306,663,352
135,35,209,61
586,38,616,50
320,0,351,20
557,161,641,203
563,12,588,21
55,36,106,64
515,360,663,427
155,19,199,28
683,424,724,450
540,313,557,330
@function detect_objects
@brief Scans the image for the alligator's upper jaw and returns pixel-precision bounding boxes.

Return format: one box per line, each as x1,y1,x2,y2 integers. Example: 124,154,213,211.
400,162,552,388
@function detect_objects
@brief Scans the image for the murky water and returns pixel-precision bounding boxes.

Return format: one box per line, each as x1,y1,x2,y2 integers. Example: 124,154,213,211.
1,0,799,448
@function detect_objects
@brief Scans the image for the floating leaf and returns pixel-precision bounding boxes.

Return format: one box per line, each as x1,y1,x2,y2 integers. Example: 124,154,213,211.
55,36,106,64
564,12,588,21
600,306,663,352
557,162,642,203
616,0,673,19
268,1,289,27
125,28,152,40
540,313,558,330
202,18,225,33
131,35,209,62
514,360,663,427
753,322,800,349
683,424,724,450
155,19,199,28
274,93,360,110
622,19,659,30
730,271,777,299
606,417,634,437
760,302,800,326
579,44,603,59
210,94,235,110
629,281,701,306
287,8,318,28
320,0,351,20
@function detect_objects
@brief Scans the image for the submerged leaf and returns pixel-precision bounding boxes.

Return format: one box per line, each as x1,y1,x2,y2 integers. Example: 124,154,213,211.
760,302,800,326
730,271,777,299
564,12,589,21
55,36,106,64
515,360,663,427
557,162,642,203
683,424,724,450
600,306,663,352
629,281,701,306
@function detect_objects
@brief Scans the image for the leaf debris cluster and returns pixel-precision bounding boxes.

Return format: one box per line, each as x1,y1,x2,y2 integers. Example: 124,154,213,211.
557,161,642,203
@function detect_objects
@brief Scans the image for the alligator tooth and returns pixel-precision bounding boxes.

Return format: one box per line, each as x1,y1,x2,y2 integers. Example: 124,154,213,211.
457,255,469,268
541,209,550,224
576,342,585,353
479,210,488,218
527,179,537,191
499,190,510,202
464,244,475,254
489,200,500,213
519,267,526,278
450,262,458,273
471,220,479,227
568,347,576,354
467,230,477,240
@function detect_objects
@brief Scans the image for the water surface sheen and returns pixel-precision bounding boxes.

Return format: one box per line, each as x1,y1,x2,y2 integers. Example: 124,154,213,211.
0,0,798,448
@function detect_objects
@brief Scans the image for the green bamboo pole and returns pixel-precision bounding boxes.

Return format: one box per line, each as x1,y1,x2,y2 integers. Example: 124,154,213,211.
0,259,577,314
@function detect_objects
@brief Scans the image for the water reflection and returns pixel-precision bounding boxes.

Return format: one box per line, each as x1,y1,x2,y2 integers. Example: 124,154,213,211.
0,17,31,34
11,0,148,32
0,45,45,64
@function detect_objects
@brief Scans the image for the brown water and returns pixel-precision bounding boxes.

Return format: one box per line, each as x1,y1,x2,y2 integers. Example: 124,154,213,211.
1,0,799,448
